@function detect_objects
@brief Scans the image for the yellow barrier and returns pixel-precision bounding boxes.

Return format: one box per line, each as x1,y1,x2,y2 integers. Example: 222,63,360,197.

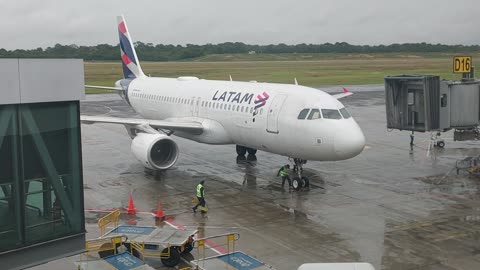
193,233,240,264
98,209,120,235
85,235,126,256
129,240,173,260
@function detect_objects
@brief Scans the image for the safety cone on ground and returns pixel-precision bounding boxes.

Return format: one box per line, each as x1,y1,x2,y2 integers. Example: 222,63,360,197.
127,194,136,215
154,201,164,221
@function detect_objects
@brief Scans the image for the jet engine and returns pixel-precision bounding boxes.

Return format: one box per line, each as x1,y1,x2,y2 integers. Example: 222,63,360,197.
131,133,179,170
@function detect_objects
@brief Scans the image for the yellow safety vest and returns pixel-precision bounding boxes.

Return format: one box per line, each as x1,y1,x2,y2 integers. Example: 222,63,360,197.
280,167,288,177
196,184,204,197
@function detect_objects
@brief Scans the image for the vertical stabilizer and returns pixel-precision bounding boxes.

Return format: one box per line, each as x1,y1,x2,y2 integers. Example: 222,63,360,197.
117,15,145,79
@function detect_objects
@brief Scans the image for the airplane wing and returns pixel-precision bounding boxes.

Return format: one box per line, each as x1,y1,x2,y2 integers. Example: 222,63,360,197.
332,87,353,99
80,115,204,134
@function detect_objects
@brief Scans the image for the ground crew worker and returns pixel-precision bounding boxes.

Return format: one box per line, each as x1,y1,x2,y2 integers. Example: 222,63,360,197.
277,164,292,188
192,180,206,213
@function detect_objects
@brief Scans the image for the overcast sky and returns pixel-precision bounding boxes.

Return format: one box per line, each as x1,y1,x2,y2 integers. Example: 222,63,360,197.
1,0,479,50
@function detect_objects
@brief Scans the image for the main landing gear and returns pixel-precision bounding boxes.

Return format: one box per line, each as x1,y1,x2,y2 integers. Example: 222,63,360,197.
290,158,310,191
236,145,257,156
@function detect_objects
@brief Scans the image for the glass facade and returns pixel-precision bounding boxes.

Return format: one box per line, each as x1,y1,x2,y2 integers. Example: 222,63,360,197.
0,101,84,252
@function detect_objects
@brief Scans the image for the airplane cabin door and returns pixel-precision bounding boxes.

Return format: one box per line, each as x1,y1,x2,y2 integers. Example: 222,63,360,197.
266,94,287,134
195,97,201,116
190,97,201,116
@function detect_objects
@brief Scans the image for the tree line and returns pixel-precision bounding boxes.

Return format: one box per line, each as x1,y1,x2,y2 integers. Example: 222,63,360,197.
1,42,479,61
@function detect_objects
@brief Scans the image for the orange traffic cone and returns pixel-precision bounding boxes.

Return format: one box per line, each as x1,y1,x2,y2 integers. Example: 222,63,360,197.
154,201,164,221
127,194,136,215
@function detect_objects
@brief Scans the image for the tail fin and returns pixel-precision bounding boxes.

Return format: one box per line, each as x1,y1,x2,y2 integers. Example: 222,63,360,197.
117,15,145,79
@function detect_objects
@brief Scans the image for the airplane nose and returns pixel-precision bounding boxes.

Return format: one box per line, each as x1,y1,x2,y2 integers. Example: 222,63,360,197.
334,125,366,160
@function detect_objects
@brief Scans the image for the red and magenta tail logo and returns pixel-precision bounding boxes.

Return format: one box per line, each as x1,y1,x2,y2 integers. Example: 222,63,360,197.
254,92,270,109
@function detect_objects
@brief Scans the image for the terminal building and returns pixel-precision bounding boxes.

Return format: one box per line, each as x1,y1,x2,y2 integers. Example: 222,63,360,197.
0,59,85,270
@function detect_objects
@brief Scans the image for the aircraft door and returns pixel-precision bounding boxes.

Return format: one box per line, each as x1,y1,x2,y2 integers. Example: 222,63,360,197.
266,94,287,134
195,97,201,116
190,97,201,116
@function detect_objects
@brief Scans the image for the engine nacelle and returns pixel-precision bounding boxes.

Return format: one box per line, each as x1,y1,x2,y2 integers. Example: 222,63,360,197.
131,133,179,170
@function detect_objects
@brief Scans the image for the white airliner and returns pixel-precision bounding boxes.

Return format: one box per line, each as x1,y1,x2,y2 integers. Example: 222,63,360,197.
83,16,366,190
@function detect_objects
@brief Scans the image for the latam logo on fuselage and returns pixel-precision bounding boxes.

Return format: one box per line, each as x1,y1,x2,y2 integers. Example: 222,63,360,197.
212,90,270,109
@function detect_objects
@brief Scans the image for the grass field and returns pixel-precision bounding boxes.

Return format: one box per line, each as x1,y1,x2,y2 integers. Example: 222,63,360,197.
85,53,480,94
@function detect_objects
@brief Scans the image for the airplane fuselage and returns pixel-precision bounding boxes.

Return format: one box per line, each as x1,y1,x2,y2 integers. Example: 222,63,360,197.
125,76,366,161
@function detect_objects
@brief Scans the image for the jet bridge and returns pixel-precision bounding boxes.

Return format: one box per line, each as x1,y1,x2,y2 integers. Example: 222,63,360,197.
385,74,480,146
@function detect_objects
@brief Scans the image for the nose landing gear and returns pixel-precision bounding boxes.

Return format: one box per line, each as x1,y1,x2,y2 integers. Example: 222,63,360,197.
290,158,309,191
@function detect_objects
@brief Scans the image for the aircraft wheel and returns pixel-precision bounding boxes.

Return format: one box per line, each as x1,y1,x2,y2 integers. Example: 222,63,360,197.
247,148,257,155
236,145,247,156
302,176,310,188
437,141,445,148
161,247,181,267
292,177,304,191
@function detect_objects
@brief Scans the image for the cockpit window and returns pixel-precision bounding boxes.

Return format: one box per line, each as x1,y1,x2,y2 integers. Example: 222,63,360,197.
321,109,342,119
297,109,310,120
307,109,321,120
340,108,351,119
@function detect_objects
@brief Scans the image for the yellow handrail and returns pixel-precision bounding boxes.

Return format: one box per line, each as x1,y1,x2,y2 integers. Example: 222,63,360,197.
98,209,120,235
193,232,240,264
85,235,126,256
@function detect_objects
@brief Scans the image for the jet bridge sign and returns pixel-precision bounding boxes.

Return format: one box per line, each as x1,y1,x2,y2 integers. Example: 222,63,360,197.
453,56,472,73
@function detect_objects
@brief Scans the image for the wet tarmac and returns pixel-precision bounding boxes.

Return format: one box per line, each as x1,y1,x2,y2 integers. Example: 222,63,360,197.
77,85,480,270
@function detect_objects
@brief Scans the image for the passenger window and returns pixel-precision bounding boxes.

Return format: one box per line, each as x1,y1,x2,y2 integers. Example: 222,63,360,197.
297,109,310,120
322,109,342,119
307,109,321,120
201,101,205,107
250,108,253,113
340,108,351,118
241,106,244,112
260,108,263,115
228,104,231,110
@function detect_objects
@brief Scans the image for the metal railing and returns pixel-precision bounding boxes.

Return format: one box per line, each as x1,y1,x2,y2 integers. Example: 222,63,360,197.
85,235,126,256
193,232,240,264
98,209,120,235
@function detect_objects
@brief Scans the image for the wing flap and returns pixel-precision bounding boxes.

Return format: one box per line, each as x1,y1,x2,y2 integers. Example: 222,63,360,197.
80,115,203,134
